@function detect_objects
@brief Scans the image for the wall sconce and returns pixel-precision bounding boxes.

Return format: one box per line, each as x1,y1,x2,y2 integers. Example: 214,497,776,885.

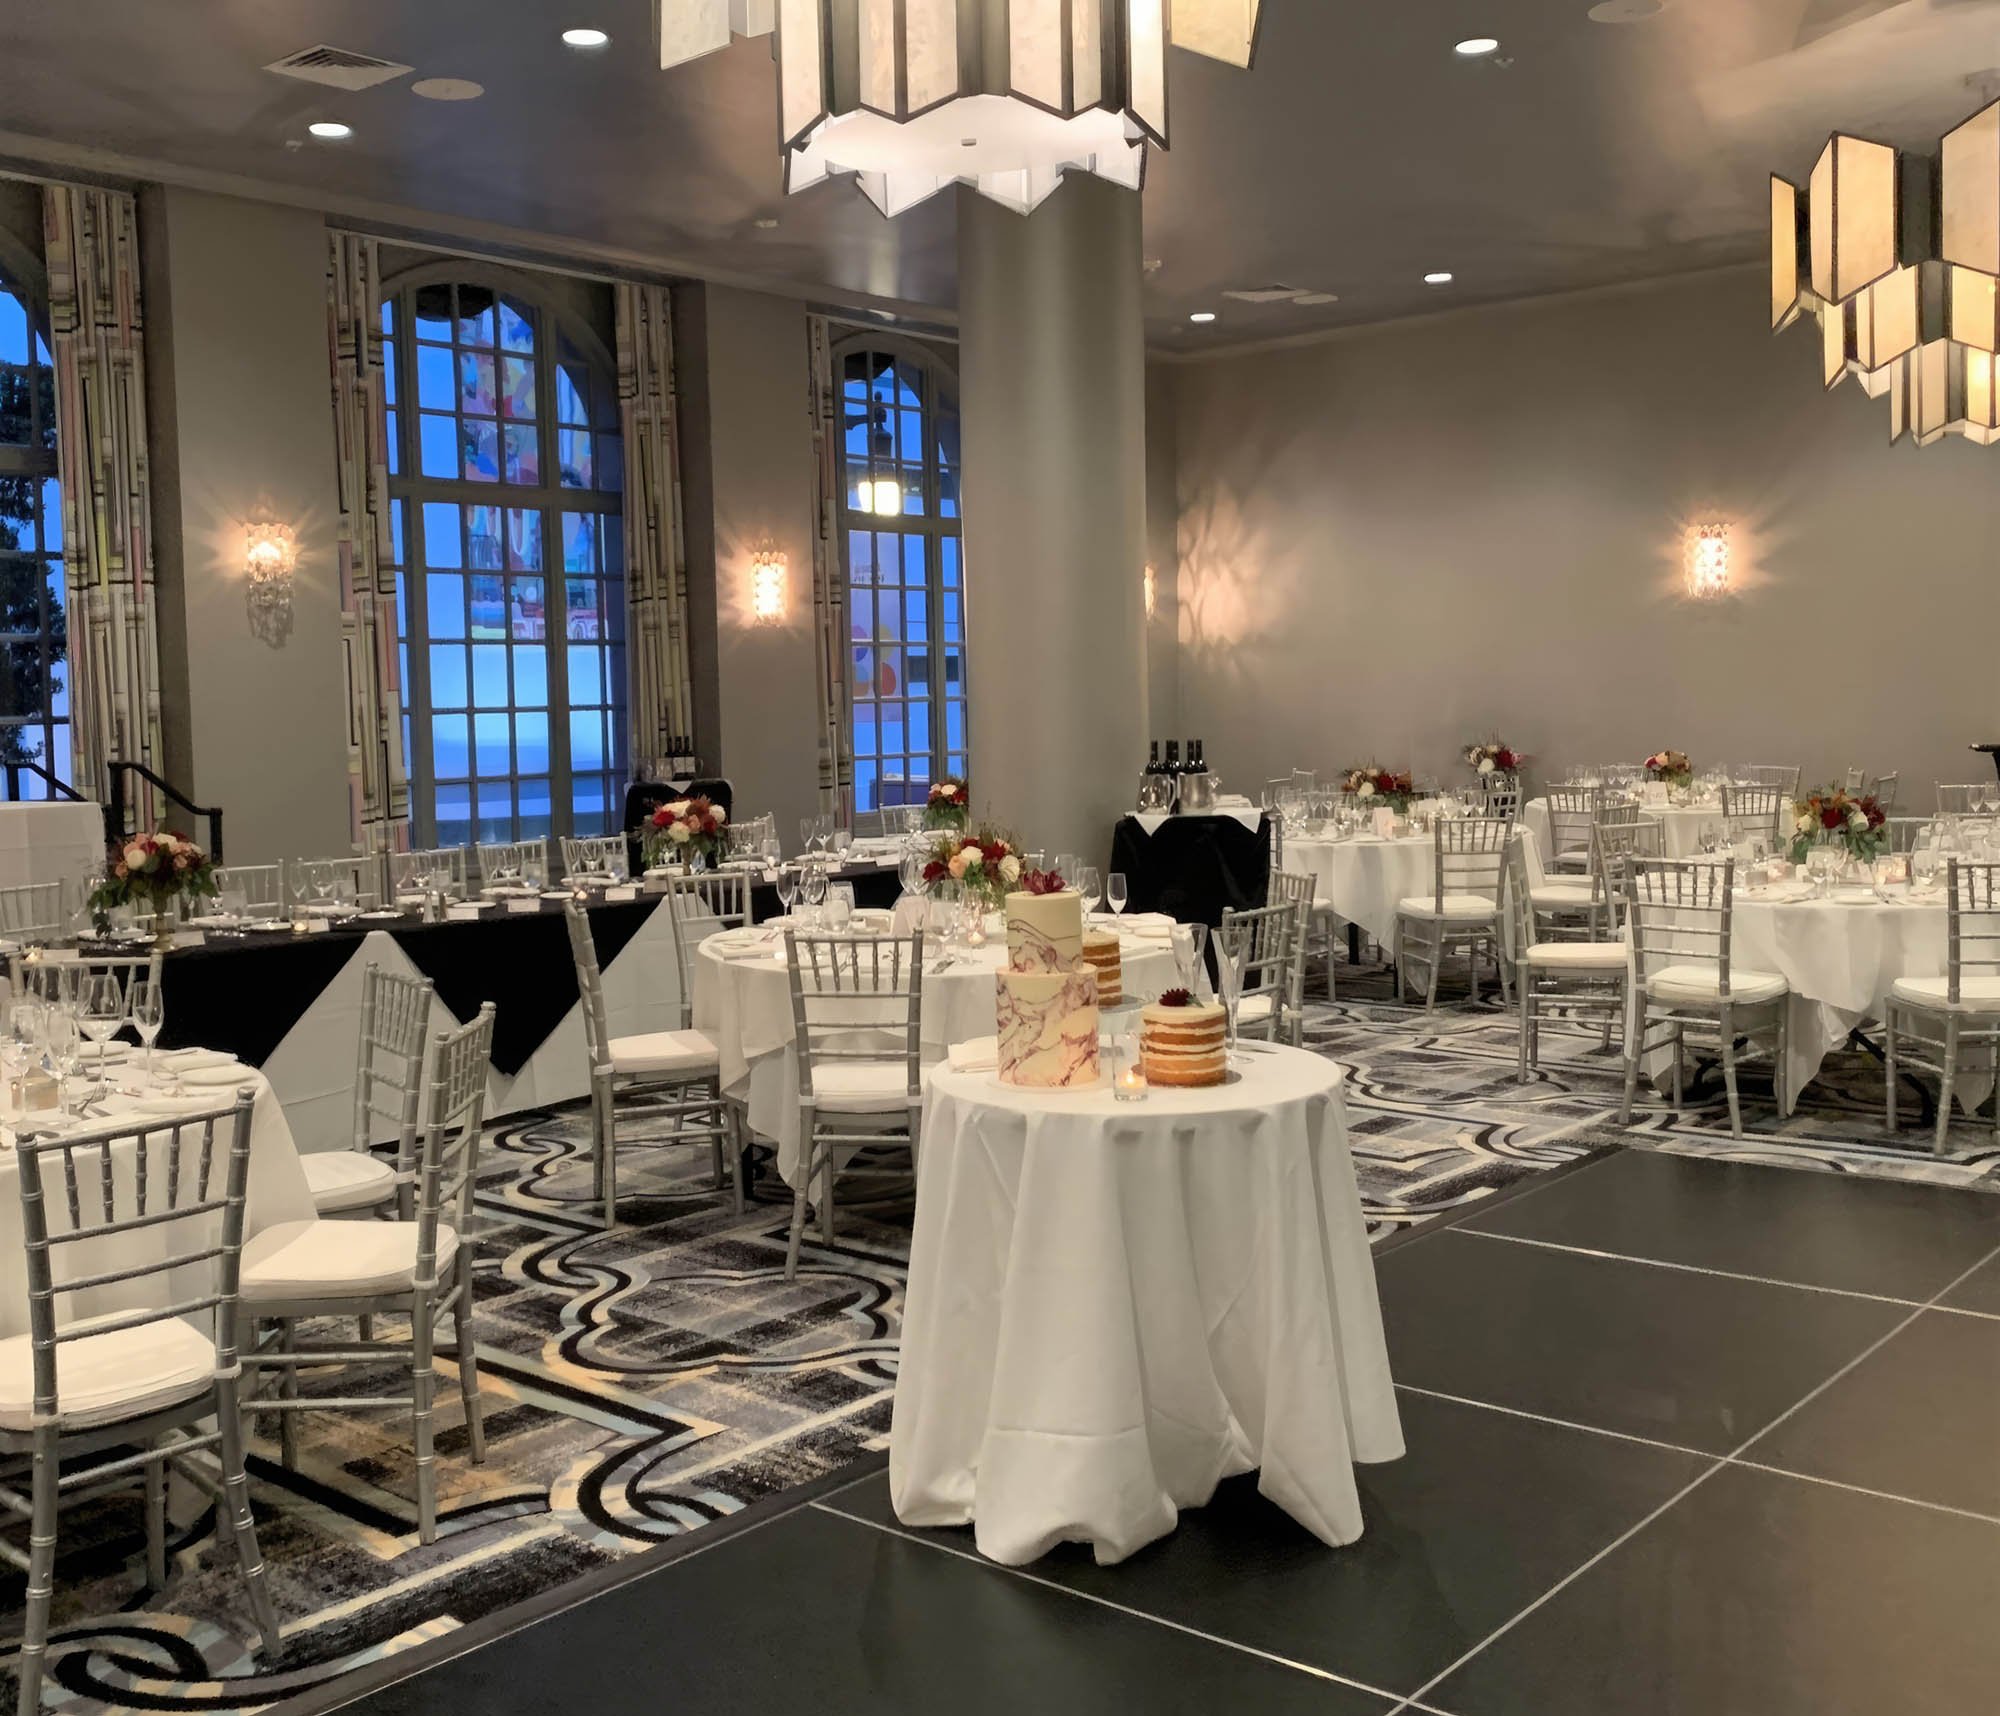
751,549,787,625
1144,563,1157,620
244,521,297,644
1683,523,1731,601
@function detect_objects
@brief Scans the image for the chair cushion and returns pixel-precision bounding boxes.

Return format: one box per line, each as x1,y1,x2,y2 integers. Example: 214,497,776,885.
610,1028,720,1076
1236,994,1277,1023
301,1150,399,1215
1523,941,1629,971
1646,964,1788,1005
810,1061,916,1114
1397,893,1499,921
241,1219,458,1301
0,1312,215,1431
1531,883,1600,908
1889,975,2000,1011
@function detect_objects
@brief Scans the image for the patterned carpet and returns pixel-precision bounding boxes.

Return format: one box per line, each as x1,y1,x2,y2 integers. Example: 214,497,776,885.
5,955,1994,1712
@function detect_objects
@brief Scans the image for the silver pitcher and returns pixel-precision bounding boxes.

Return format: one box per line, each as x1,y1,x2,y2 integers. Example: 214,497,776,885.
1179,771,1220,815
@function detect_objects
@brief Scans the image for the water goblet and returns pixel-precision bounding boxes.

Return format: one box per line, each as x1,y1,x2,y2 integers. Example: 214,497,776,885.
800,861,828,926
1106,872,1129,916
1077,865,1103,916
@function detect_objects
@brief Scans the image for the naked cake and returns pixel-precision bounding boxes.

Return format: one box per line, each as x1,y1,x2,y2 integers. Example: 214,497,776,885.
1140,990,1228,1088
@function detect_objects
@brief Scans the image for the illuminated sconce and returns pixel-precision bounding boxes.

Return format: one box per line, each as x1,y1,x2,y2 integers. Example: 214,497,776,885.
750,548,787,624
1144,563,1157,619
1683,523,1731,601
855,476,904,517
243,521,297,643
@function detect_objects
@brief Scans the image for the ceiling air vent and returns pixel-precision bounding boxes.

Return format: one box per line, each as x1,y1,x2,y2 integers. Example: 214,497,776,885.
264,45,414,92
1222,285,1341,308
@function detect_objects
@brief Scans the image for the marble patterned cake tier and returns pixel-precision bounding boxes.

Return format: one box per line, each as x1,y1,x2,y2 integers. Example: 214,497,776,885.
1005,889,1085,974
996,968,1102,1087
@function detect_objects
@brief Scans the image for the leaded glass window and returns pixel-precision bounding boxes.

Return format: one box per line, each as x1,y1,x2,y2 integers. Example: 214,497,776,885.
0,264,66,798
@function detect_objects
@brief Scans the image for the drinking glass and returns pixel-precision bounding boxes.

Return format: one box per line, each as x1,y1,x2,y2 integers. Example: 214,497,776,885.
825,882,855,931
799,862,828,925
830,827,853,862
129,978,164,1085
798,817,816,858
522,853,546,893
775,864,800,919
1,1001,38,1094
1054,854,1080,888
288,862,313,923
311,861,334,906
1169,922,1209,996
331,874,358,916
79,973,124,1051
218,883,250,925
46,1009,82,1119
1077,865,1103,915
899,849,927,897
1106,872,1129,916
1214,942,1244,1066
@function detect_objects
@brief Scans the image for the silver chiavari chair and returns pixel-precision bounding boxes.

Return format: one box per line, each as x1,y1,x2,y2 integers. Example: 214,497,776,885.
1719,782,1785,849
1526,801,1635,942
1481,772,1523,821
1936,783,1985,816
1395,816,1511,1011
1739,764,1802,798
1871,771,1900,814
25,950,163,1016
287,855,381,910
0,881,65,949
563,900,735,1229
297,963,434,1219
1502,835,1627,1082
560,834,630,885
1619,857,1789,1139
1269,868,1323,1018
1219,899,1301,1044
1843,766,1868,793
1,1095,279,1714
241,1005,495,1546
212,863,284,920
1885,859,2000,1155
1884,816,1933,854
1591,815,1665,934
782,930,923,1281
474,838,551,889
1544,787,1600,874
389,847,470,901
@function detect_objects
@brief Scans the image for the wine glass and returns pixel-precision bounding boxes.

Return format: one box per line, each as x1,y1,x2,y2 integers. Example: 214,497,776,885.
1106,872,1129,916
1214,941,1244,1067
1054,853,1080,889
129,977,164,1086
775,863,800,920
288,861,313,922
1077,865,1103,916
311,860,334,908
1169,922,1208,996
798,817,816,858
899,848,927,897
799,861,829,926
1,1000,39,1096
78,973,124,1053
45,1007,82,1119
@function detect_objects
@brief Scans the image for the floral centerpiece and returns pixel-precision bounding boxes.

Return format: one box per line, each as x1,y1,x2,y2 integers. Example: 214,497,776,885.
644,795,728,869
920,825,1021,909
1014,866,1066,896
1644,750,1693,790
89,831,219,946
1464,740,1524,778
923,776,970,831
1789,787,1888,867
1341,766,1416,815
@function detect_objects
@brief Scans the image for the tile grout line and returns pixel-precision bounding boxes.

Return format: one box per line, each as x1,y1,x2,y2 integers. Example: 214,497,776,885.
1447,1224,1949,1308
810,1500,1407,1706
1397,1235,2000,1711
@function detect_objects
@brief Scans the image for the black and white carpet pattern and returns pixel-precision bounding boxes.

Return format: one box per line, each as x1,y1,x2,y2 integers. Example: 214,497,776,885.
6,957,1994,1712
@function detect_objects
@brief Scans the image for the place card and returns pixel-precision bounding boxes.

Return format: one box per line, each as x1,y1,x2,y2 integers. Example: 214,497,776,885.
505,897,542,914
177,930,205,949
605,885,639,903
763,868,780,883
446,903,484,922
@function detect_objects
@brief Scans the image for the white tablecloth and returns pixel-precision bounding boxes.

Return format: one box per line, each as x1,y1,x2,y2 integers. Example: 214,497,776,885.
1286,827,1544,948
0,1067,314,1339
693,926,1180,1186
0,802,104,891
1524,797,1728,861
891,1047,1403,1566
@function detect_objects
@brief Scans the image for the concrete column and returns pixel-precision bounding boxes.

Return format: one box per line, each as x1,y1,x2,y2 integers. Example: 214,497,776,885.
958,175,1148,870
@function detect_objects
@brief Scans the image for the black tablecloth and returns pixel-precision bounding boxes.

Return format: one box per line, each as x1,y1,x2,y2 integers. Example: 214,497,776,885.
152,862,903,1077
1110,814,1271,932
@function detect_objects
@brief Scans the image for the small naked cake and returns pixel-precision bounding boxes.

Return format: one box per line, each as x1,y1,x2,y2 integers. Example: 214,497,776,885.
1141,989,1228,1088
995,877,1101,1087
1080,928,1123,1006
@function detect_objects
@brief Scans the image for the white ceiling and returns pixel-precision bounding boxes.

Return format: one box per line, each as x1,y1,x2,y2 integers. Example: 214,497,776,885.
1,0,1996,343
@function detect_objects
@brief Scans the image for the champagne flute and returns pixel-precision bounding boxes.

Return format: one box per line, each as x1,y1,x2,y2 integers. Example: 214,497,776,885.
46,1008,81,1119
129,977,164,1086
1215,941,1244,1067
775,864,800,920
1106,872,1129,916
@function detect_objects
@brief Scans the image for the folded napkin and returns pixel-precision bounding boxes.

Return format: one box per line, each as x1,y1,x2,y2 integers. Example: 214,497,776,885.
948,1036,999,1074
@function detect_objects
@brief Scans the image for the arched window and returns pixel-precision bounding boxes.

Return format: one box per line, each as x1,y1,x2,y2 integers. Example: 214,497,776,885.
381,272,627,846
836,335,967,815
0,246,66,798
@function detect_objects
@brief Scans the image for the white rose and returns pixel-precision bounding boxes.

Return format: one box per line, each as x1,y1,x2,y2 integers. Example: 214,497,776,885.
1794,813,1812,833
711,806,728,826
1849,809,1868,832
1477,757,1495,775
123,843,146,870
668,822,691,844
1357,782,1375,800
999,855,1022,884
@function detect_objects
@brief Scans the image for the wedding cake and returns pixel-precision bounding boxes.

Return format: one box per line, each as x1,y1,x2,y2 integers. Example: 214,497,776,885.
1140,993,1228,1088
1081,929,1123,1006
996,888,1101,1087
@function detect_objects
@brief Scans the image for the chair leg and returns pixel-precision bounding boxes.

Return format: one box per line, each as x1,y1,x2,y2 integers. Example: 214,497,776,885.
277,1319,300,1471
1885,1004,1899,1131
1937,1015,1961,1156
818,1151,836,1245
1671,1025,1685,1111
785,1146,813,1283
1773,1004,1790,1118
144,1440,168,1591
16,1425,59,1716
727,1104,746,1216
1517,974,1532,1082
213,1372,281,1658
1424,930,1444,1013
358,1313,375,1344
1718,1008,1744,1140
452,1275,485,1467
412,1298,438,1546
596,1076,618,1231
1619,1008,1643,1125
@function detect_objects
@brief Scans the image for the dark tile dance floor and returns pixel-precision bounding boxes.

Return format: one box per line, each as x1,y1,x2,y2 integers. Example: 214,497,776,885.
328,1149,2000,1716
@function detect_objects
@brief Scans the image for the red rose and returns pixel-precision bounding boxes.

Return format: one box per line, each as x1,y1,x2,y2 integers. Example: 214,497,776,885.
1821,807,1843,831
922,860,945,883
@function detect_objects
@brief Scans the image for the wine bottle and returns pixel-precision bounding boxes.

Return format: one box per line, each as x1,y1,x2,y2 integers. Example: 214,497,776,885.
1147,740,1162,776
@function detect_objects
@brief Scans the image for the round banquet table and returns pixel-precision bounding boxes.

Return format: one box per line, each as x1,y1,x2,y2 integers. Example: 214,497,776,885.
1285,824,1545,950
691,921,1181,1186
1524,796,1729,861
890,1047,1404,1567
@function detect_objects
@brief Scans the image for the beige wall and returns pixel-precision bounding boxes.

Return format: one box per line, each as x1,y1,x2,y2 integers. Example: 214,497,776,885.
142,186,351,864
1165,267,2000,804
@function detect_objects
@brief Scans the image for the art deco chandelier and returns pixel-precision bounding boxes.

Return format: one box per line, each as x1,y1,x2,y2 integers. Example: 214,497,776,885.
657,0,1260,216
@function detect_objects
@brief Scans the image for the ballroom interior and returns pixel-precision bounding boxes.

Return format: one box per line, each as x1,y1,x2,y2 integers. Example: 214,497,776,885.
0,2,1996,1713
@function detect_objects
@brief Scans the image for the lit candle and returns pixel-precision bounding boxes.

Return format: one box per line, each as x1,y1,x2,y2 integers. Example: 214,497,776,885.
1114,1060,1148,1102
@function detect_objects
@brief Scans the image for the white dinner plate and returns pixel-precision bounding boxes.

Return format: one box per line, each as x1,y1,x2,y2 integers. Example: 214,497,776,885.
126,1093,229,1118
177,1063,260,1088
185,914,245,930
159,1050,236,1072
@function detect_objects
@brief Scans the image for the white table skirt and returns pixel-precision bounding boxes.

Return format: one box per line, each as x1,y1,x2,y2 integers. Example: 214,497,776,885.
891,1049,1403,1566
693,929,1180,1186
0,802,104,891
0,1069,314,1339
1287,827,1545,949
1524,797,1728,861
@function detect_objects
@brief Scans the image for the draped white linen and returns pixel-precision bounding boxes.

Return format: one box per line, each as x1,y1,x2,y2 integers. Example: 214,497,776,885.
891,1051,1403,1566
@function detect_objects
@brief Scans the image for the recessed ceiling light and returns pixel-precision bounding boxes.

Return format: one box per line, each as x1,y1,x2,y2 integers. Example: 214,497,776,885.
562,27,610,48
754,217,780,230
1189,311,1217,324
1454,37,1500,56
307,121,352,140
411,78,484,101
1423,271,1454,285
